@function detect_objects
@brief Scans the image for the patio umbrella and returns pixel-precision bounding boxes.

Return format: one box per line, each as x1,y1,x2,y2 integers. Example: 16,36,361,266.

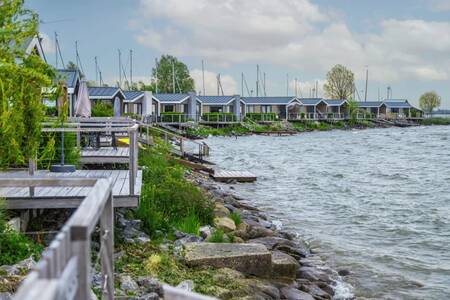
74,81,91,117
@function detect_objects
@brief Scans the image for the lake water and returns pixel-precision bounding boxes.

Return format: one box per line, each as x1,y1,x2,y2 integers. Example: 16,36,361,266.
204,126,450,300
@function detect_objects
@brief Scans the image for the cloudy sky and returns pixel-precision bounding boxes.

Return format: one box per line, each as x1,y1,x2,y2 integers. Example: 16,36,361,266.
29,0,450,107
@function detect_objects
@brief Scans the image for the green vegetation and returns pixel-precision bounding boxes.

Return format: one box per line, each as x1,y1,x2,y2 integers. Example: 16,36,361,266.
323,64,355,99
136,140,214,238
420,117,450,126
0,0,55,169
208,229,226,243
419,91,441,113
0,200,43,265
91,101,113,117
202,112,237,122
115,243,247,297
161,112,187,123
245,112,277,122
187,124,251,137
229,212,242,225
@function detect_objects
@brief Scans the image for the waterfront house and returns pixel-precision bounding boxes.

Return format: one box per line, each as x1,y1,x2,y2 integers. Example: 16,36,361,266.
241,96,302,120
298,98,328,119
56,69,81,117
358,101,386,118
22,36,47,62
152,93,201,122
383,99,417,118
324,99,349,119
88,86,126,116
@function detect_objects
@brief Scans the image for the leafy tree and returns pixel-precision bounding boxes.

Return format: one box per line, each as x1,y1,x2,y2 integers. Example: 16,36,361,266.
419,91,441,113
152,55,194,93
347,99,362,124
0,0,54,168
323,64,355,99
66,60,85,79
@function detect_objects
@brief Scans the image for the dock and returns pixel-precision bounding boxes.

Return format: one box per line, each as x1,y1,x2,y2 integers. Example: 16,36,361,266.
0,169,142,208
80,147,130,164
211,170,257,183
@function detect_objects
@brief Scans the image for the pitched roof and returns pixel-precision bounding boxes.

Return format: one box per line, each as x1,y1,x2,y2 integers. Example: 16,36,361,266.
88,87,124,99
123,90,145,102
324,99,347,106
383,100,412,108
153,93,190,103
56,69,80,89
299,98,325,105
198,95,237,105
242,96,297,105
358,101,384,108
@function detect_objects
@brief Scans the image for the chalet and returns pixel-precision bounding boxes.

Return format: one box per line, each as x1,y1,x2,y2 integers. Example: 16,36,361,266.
88,87,126,116
56,69,81,117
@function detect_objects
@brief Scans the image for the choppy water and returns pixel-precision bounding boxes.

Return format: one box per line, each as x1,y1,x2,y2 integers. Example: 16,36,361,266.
204,126,450,300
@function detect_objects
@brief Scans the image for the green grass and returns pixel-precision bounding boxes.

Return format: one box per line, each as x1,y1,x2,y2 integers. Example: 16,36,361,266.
421,117,450,126
229,212,242,225
91,101,113,117
207,229,226,243
0,200,43,265
136,140,214,238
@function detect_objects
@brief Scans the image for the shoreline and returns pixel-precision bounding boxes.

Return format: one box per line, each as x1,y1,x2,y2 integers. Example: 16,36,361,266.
187,170,353,299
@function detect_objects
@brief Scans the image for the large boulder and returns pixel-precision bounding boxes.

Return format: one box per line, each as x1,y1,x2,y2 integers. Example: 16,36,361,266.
280,287,314,300
214,203,230,217
271,251,299,280
214,217,236,232
120,275,139,293
184,243,271,277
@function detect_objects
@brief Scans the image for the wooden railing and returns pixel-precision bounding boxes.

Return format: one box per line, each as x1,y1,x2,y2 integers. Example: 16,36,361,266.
6,177,114,300
41,123,139,195
138,123,210,160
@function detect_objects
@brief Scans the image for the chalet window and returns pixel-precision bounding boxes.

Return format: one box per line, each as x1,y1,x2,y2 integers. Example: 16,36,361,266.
164,105,174,112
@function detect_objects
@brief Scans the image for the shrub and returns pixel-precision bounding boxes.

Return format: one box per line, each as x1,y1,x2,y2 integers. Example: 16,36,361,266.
208,229,225,243
160,112,187,123
202,113,237,122
175,213,201,236
300,112,306,119
0,200,43,265
245,113,277,122
229,212,242,225
92,101,113,117
137,141,214,238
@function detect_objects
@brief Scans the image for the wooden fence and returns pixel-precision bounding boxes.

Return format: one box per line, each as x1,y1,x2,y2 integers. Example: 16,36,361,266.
6,177,114,300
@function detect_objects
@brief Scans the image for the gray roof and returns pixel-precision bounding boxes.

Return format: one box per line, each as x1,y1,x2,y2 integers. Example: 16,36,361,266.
324,99,347,106
299,98,325,106
153,93,190,103
88,87,124,99
242,97,297,105
198,95,237,105
123,90,145,102
358,101,384,108
56,69,80,89
383,100,412,108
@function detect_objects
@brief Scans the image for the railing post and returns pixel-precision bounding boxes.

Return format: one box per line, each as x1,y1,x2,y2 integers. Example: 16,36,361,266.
71,225,90,300
76,124,81,149
100,192,114,300
129,128,137,195
180,138,184,156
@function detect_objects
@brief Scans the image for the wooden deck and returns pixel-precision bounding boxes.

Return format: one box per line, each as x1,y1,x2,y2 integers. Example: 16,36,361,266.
212,170,257,183
80,147,130,164
0,169,142,208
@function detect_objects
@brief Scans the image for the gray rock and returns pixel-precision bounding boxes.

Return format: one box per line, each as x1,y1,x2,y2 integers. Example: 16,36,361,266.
174,234,203,248
136,236,151,244
176,280,194,291
338,269,350,276
114,251,126,260
257,284,280,299
137,277,162,295
184,242,272,277
16,257,35,270
297,267,332,284
0,265,19,276
199,225,213,239
0,292,12,300
247,225,275,239
280,287,314,300
301,284,332,299
271,251,300,280
139,292,159,300
120,275,139,293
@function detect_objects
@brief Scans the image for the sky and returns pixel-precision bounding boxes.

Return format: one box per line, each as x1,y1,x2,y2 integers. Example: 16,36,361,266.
28,0,450,107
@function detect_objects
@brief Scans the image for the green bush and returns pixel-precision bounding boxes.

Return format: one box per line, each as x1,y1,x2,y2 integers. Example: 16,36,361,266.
300,112,306,119
245,113,277,122
92,101,113,117
421,117,450,125
208,229,225,243
229,212,242,225
175,213,201,236
160,112,187,123
0,201,43,265
202,113,237,122
45,106,57,117
137,141,214,238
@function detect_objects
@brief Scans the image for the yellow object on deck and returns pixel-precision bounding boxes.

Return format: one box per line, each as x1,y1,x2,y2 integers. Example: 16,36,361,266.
118,138,129,146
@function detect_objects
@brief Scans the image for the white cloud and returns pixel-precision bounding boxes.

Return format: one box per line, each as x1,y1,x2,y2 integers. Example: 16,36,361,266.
39,33,55,54
190,69,237,95
133,0,450,83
